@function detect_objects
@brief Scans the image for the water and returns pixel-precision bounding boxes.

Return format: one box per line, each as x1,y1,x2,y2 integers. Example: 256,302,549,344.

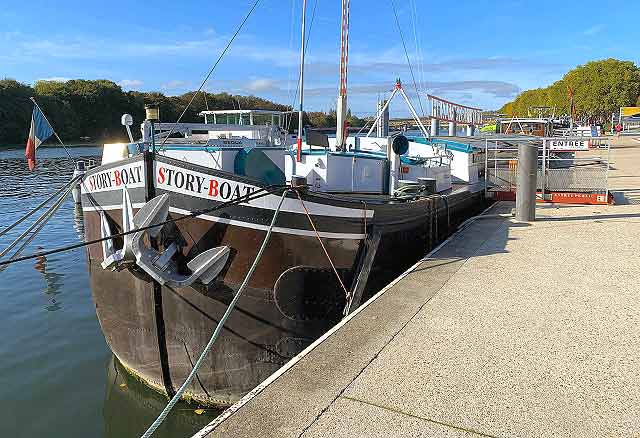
0,147,218,438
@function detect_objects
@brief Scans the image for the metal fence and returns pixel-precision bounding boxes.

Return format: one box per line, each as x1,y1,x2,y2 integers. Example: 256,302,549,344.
485,136,611,197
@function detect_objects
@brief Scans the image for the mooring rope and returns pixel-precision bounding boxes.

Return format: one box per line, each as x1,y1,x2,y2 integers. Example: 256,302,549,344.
0,180,77,260
139,189,289,438
0,174,81,238
294,189,351,300
0,183,75,272
0,185,287,269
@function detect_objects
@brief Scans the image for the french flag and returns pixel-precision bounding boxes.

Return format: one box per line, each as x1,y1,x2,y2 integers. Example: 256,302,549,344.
25,105,54,170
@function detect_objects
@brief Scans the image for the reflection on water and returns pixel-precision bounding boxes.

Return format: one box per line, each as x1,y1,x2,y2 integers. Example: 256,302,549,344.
73,203,86,240
0,146,218,438
104,357,220,438
33,246,64,311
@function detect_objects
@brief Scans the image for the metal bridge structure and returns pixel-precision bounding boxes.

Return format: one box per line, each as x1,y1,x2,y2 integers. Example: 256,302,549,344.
360,87,484,137
426,94,483,137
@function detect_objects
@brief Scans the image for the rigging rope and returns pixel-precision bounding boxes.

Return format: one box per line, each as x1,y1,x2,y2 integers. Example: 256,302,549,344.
29,98,109,216
410,0,426,95
285,0,319,133
203,92,210,111
389,0,426,118
139,189,289,438
284,0,297,129
294,189,351,300
158,0,262,148
29,97,78,167
0,185,287,269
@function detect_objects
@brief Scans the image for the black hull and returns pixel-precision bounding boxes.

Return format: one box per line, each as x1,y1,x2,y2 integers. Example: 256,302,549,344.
82,153,486,405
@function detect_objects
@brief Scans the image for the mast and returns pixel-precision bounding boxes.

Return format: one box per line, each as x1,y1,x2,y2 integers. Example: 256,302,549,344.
296,0,308,163
568,85,576,134
336,0,351,151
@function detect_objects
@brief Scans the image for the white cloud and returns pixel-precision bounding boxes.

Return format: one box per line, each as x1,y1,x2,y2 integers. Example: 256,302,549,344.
247,78,277,92
36,77,69,82
119,79,143,89
161,80,187,90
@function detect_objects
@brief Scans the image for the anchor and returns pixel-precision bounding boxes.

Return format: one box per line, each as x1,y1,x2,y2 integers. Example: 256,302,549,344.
100,187,230,287
100,187,135,270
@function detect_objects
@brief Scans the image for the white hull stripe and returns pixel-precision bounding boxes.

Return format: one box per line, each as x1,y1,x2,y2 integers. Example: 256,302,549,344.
84,203,146,211
169,207,366,239
246,193,373,219
82,204,366,240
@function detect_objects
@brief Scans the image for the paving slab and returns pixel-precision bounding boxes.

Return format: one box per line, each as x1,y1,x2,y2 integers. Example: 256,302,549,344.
344,204,640,438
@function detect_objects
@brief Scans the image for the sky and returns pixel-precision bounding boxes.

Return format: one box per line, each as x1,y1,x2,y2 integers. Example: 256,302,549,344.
1,0,639,117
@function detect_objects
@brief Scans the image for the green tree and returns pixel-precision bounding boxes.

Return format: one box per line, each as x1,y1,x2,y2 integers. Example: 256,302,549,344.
1,78,366,145
501,59,640,124
0,79,35,145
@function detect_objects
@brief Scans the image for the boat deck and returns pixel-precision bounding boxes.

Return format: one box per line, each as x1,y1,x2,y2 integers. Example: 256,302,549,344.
192,139,640,437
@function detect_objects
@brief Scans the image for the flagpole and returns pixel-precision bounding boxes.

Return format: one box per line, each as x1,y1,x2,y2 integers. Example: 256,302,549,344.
29,97,77,167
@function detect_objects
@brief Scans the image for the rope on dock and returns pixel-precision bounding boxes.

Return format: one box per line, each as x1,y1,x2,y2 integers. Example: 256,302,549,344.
139,189,289,438
0,185,286,269
295,189,351,300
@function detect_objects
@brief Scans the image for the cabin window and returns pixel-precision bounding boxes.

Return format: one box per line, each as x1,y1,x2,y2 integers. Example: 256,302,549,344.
253,114,272,125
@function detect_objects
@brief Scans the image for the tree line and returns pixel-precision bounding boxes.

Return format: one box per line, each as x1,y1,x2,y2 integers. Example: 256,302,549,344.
500,59,640,124
0,78,365,146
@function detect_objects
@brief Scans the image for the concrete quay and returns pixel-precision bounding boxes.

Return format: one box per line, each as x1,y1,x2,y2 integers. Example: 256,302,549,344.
195,140,640,438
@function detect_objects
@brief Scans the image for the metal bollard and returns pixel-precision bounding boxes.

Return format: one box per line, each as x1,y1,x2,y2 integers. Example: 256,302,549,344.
515,144,537,222
72,161,86,204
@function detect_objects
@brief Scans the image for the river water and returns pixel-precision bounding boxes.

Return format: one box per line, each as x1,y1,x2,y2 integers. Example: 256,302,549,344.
0,147,218,438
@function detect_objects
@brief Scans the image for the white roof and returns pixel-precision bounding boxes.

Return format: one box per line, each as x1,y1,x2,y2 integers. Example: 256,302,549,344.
199,109,284,116
497,118,552,124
